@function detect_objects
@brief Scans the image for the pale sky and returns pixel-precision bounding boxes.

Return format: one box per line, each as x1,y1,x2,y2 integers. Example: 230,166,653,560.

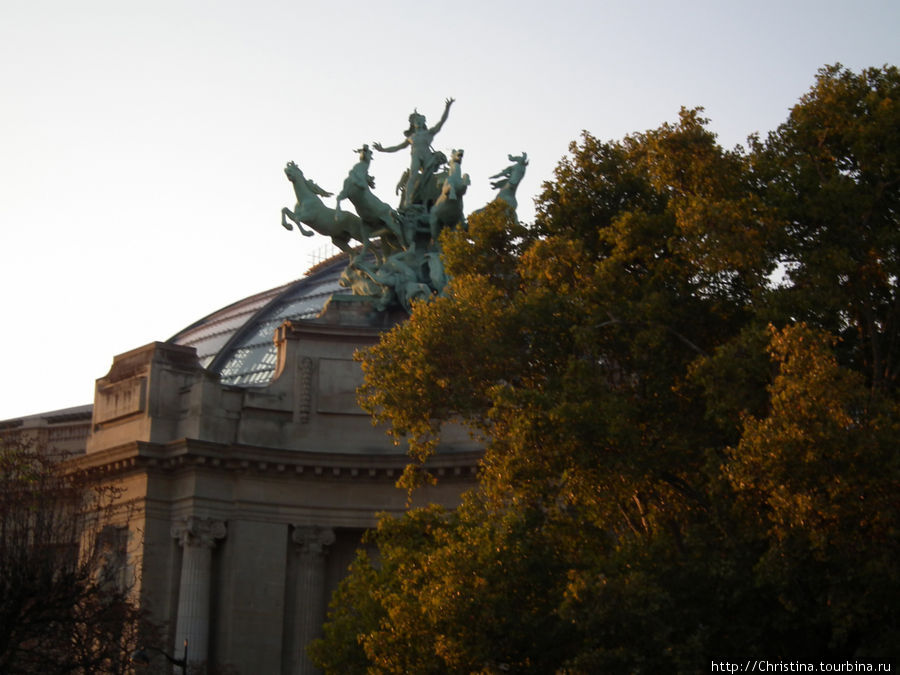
1,0,898,420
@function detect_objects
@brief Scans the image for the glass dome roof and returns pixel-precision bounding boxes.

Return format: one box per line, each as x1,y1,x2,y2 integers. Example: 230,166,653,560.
169,254,350,386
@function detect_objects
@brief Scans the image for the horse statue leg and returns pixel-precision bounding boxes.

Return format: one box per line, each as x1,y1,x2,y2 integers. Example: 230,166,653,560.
281,207,293,230
331,234,354,255
282,207,315,236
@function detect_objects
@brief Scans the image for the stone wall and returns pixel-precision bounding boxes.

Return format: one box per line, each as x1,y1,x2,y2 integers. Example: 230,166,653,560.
73,318,479,673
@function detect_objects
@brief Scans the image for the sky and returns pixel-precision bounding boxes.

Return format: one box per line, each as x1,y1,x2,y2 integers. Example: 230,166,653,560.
1,0,898,420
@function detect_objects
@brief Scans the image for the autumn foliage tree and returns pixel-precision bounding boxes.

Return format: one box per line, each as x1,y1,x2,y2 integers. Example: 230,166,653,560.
311,65,900,673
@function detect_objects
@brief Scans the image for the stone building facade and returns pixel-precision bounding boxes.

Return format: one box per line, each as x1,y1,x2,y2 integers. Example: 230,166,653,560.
4,259,479,674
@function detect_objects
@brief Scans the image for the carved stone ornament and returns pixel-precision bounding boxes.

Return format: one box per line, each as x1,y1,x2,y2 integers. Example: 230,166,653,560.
291,525,336,556
171,516,227,549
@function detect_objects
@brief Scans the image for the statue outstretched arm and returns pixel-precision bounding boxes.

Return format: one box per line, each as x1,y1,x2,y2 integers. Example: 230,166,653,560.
373,140,408,153
429,97,454,135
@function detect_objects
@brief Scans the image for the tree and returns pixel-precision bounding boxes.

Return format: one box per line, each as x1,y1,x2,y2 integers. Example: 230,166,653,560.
312,65,900,672
726,324,900,659
0,437,154,674
757,64,900,393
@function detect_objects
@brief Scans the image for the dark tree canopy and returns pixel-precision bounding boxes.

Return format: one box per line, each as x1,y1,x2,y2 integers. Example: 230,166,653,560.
0,438,154,674
312,65,900,673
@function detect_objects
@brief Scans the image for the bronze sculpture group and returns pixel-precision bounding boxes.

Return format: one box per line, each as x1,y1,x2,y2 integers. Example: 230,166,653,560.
281,99,528,313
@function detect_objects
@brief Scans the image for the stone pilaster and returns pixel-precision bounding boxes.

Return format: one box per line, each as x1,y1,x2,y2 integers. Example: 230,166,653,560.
172,517,226,667
291,525,335,675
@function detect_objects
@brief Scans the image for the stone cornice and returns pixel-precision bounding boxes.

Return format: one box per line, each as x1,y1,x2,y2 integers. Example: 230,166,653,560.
68,438,481,483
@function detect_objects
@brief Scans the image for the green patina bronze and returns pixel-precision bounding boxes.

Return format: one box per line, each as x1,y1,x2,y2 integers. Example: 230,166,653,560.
281,99,527,313
489,152,528,211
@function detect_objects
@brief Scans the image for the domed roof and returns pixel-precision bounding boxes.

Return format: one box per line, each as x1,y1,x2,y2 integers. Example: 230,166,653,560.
169,254,350,386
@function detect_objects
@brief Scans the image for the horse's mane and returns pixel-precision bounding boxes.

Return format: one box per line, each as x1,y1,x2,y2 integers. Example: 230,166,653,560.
305,177,333,198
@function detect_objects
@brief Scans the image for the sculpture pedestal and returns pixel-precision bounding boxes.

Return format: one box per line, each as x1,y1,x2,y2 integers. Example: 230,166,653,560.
318,294,405,328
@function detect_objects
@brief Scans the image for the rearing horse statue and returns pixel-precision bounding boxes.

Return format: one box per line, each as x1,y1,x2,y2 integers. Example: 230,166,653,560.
429,148,470,240
281,161,382,255
489,152,528,212
335,145,406,247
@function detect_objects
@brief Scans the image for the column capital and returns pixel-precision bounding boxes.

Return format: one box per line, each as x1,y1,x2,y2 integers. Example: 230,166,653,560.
171,516,227,549
291,525,335,556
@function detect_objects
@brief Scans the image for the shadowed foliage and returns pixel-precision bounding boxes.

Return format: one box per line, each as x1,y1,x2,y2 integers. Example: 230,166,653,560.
0,437,156,674
312,65,900,673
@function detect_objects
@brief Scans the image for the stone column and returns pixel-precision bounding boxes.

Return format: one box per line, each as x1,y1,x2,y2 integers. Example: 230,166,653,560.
171,517,226,668
292,525,335,675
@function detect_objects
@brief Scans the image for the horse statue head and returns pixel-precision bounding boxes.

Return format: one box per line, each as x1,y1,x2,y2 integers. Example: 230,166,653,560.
285,160,332,198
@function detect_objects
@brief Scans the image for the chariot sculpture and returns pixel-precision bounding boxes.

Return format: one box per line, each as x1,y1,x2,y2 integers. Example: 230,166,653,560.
281,99,527,314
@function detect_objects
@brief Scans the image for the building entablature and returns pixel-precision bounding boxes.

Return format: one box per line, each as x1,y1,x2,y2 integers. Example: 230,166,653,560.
71,437,480,485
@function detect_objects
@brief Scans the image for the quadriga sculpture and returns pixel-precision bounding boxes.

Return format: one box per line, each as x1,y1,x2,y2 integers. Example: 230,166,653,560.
280,99,527,315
